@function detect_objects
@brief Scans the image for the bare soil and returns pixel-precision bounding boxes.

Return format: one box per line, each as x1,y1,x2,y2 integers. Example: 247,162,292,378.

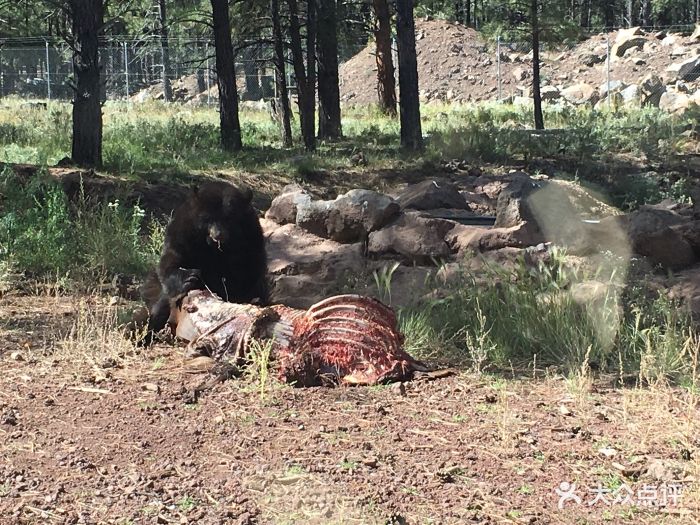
1,293,699,525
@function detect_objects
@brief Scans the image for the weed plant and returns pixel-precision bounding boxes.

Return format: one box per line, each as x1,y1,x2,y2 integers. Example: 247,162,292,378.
0,166,162,282
396,249,698,384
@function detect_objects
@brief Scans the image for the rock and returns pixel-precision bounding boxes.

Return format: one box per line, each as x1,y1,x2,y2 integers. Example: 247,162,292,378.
673,55,700,81
669,266,700,319
692,24,700,41
540,85,561,101
295,189,400,243
561,83,598,105
611,27,646,58
327,189,400,243
494,175,543,228
447,223,541,253
270,275,329,309
659,90,691,114
579,53,605,67
670,46,688,58
265,185,312,224
461,191,495,214
367,212,455,264
266,223,366,308
599,80,626,98
619,84,640,106
397,179,468,211
512,67,529,81
660,35,677,46
671,221,700,256
624,208,697,270
639,74,665,107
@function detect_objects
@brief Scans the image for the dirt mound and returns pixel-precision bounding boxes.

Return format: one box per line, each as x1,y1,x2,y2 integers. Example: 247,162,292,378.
340,19,700,106
340,19,499,105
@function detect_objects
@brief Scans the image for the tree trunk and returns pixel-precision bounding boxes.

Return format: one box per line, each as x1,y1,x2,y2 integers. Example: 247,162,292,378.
70,0,104,167
395,0,422,150
531,0,544,130
271,0,293,147
372,0,397,116
627,0,637,26
210,0,242,151
602,0,615,28
158,0,172,101
640,0,652,27
287,0,316,151
580,0,591,27
305,0,317,147
316,0,342,140
465,0,471,25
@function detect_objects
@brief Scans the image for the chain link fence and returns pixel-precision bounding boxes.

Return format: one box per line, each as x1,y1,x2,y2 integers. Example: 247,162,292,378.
0,37,287,104
0,26,698,113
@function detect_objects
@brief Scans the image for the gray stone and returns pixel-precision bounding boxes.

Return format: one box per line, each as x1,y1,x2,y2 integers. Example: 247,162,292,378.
295,189,400,243
265,185,311,224
367,212,456,264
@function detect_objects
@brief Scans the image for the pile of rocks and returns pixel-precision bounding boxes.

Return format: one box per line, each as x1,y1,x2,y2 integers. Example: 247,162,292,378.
262,171,700,314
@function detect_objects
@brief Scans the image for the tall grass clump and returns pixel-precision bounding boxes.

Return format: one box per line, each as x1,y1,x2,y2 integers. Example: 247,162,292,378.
398,250,698,383
0,166,162,283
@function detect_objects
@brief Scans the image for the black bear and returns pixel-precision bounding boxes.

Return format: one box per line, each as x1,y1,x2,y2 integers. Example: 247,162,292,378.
140,180,268,344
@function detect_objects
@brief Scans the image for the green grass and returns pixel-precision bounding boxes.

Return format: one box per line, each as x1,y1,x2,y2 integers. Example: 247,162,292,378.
0,165,162,282
0,98,695,181
394,248,699,383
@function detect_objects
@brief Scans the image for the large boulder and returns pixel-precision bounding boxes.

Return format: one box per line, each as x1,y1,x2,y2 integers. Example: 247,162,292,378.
447,223,541,253
623,207,697,271
367,212,456,264
295,189,400,243
265,185,312,224
639,74,665,107
673,55,700,82
619,84,640,106
265,221,366,308
659,90,692,114
396,179,468,210
599,80,627,98
561,83,598,105
494,174,543,228
540,85,561,101
611,27,646,58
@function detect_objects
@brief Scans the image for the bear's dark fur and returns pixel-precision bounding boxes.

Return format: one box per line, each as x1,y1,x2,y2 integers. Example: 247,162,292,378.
140,181,268,344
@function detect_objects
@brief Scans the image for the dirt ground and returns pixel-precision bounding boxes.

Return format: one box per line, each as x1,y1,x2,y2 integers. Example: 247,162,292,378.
0,293,699,525
340,19,700,105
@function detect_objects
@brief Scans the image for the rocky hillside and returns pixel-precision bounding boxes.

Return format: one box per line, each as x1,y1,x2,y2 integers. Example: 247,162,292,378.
340,19,700,112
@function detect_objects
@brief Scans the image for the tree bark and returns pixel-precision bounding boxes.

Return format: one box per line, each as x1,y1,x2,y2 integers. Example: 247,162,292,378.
316,0,342,140
627,0,637,26
70,0,104,167
271,0,293,147
531,0,544,130
210,0,242,151
395,0,422,150
158,0,172,101
287,0,316,151
372,0,397,116
640,0,652,27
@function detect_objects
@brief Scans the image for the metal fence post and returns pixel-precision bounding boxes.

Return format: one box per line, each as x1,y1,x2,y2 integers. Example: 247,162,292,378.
606,34,611,110
496,35,501,101
123,42,130,98
206,43,211,105
45,41,51,100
